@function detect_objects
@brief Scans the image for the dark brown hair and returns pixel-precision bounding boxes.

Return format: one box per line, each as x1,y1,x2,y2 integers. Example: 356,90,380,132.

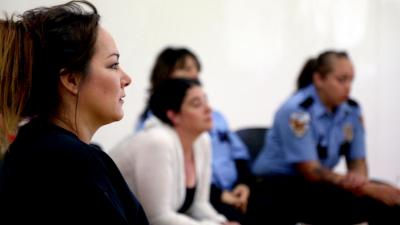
149,78,201,126
0,1,100,154
296,50,349,90
139,47,201,122
150,47,201,95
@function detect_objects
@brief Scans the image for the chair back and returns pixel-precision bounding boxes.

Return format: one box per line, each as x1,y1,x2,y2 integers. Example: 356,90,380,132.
236,127,268,163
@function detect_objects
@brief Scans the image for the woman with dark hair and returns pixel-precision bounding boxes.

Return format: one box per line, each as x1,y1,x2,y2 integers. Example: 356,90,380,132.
136,47,252,224
296,51,349,90
111,78,239,225
0,1,148,224
137,47,201,129
252,50,400,224
149,48,201,93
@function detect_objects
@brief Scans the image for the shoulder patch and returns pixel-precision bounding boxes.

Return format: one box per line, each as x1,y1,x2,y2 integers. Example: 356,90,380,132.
289,111,311,137
343,123,354,142
359,115,364,129
299,97,314,109
347,98,359,108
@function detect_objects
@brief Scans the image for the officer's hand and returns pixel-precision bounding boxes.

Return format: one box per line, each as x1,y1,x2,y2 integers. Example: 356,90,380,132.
362,182,400,206
221,190,242,209
232,184,250,213
340,172,368,193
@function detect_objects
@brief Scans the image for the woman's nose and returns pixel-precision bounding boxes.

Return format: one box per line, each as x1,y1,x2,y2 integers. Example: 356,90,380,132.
121,69,132,87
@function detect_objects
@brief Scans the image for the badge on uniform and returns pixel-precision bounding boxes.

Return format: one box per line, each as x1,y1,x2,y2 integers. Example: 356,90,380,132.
359,115,364,129
289,111,310,137
343,123,353,142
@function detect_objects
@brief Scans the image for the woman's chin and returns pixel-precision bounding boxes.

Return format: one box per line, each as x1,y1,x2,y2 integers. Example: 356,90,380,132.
106,112,124,124
115,112,124,121
204,124,213,131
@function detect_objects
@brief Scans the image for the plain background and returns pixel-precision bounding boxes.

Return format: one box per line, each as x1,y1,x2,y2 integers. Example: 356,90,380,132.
1,0,400,185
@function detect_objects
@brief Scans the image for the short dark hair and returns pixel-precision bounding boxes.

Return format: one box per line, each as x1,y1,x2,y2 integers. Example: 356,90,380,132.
149,78,201,126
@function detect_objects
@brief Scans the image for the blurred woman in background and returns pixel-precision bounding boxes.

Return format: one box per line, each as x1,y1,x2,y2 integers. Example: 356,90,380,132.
112,78,239,225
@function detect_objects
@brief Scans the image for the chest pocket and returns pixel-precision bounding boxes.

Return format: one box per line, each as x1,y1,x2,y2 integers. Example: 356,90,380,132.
317,132,353,160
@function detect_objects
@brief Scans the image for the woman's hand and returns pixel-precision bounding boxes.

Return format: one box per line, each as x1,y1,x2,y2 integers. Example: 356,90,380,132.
221,190,241,208
221,184,250,213
232,184,250,213
222,221,241,225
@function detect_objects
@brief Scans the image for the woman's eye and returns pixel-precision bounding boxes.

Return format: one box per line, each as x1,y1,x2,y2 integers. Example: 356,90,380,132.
192,103,201,108
337,76,350,84
190,100,203,108
110,63,119,70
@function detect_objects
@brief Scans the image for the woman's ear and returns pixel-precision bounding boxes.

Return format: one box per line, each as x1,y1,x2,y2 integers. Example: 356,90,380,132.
59,70,81,95
166,110,180,126
313,72,323,88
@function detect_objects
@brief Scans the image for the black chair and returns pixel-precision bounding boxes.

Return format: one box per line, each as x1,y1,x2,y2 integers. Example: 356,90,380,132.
235,127,268,164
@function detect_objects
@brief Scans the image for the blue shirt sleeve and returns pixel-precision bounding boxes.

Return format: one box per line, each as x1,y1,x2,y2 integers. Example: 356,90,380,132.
212,111,249,160
134,110,152,132
210,110,250,189
277,107,318,163
228,132,250,160
347,108,366,160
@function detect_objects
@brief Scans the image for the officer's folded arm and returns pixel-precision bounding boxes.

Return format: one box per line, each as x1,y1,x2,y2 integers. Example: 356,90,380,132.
296,160,349,188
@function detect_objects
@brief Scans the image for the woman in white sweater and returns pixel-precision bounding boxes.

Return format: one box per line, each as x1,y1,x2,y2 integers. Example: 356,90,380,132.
111,78,239,225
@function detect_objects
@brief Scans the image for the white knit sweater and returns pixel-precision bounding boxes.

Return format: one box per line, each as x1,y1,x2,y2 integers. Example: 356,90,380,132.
110,117,226,225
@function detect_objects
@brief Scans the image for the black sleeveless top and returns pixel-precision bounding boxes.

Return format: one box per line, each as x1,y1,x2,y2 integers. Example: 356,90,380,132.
178,186,196,213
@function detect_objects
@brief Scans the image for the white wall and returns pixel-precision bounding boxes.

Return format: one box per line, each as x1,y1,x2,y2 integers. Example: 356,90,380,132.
2,0,400,185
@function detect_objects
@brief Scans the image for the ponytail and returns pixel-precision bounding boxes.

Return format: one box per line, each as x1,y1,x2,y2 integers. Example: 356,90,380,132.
296,58,317,90
296,50,349,91
0,18,34,155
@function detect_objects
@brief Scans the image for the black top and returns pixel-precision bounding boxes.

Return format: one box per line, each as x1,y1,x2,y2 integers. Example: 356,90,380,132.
178,186,196,213
0,118,149,225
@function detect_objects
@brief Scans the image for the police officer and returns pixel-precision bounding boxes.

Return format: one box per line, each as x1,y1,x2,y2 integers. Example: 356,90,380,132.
209,110,252,224
251,50,400,225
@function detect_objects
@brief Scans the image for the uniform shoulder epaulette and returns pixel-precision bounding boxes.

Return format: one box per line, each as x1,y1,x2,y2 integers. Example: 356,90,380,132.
299,96,314,109
347,98,359,108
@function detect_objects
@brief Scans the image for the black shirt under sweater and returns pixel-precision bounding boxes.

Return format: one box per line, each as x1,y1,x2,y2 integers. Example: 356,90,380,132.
178,186,196,213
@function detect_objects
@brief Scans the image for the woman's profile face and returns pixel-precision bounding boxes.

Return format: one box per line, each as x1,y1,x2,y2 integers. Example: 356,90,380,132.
316,57,354,108
171,86,212,134
78,27,132,127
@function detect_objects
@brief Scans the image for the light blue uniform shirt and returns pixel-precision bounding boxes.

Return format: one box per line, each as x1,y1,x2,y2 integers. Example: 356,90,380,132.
209,111,249,190
136,110,249,190
252,85,366,176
